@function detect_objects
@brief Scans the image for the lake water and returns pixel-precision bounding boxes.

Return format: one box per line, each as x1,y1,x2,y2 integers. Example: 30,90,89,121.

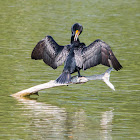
0,0,140,139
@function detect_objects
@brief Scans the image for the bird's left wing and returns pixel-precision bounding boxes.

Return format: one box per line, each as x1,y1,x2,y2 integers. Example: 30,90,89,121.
82,39,122,71
31,36,70,69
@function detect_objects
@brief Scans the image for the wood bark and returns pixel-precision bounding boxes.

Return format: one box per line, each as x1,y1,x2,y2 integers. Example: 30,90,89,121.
11,68,114,97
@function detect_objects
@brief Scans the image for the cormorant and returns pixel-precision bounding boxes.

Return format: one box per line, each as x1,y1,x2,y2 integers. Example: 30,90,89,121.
31,23,122,84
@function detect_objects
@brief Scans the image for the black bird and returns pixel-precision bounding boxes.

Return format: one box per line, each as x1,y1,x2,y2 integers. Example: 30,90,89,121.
31,23,122,84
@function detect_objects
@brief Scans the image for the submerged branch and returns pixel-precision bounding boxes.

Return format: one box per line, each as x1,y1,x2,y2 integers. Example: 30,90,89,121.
11,68,114,97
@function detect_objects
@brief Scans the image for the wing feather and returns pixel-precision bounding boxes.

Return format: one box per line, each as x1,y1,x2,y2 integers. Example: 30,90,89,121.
31,36,70,69
82,39,122,71
31,39,45,59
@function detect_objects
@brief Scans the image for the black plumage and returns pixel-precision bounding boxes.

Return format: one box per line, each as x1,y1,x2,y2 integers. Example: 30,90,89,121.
31,36,70,69
31,23,122,84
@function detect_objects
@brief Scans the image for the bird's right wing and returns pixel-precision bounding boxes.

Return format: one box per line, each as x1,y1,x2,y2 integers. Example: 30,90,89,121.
31,36,70,69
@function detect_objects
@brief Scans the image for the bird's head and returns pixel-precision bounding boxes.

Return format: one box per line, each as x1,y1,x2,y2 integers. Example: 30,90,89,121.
71,23,83,42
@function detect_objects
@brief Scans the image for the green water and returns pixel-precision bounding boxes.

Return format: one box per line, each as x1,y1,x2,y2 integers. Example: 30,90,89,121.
0,0,140,139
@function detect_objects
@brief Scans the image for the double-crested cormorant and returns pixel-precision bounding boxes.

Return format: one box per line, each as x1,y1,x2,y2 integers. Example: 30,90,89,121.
31,23,122,84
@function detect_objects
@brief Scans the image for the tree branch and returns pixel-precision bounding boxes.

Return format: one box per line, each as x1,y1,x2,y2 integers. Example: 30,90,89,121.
11,68,114,97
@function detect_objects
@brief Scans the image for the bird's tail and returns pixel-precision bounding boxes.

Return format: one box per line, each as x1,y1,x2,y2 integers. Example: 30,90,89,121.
56,72,71,84
110,53,123,71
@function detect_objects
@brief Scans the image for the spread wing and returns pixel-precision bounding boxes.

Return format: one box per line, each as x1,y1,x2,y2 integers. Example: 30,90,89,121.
82,39,122,71
31,36,70,69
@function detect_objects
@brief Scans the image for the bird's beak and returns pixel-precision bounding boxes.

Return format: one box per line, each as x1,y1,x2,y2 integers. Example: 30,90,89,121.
74,30,80,41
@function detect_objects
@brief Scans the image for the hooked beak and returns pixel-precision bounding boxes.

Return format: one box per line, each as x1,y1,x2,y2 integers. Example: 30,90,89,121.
74,30,80,41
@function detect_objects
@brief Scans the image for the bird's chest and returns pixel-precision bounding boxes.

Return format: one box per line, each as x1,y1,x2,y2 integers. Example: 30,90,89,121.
67,47,84,68
74,47,84,68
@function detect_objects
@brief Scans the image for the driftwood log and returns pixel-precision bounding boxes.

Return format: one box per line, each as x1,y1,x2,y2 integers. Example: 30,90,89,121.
11,68,115,97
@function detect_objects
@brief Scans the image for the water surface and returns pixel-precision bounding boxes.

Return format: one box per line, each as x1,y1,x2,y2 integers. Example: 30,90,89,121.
0,0,140,139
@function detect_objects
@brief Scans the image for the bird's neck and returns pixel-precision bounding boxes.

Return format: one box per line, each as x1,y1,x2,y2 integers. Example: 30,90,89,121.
71,36,80,44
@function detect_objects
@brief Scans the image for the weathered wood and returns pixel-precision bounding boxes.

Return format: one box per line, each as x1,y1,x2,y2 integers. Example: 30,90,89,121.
11,68,114,97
